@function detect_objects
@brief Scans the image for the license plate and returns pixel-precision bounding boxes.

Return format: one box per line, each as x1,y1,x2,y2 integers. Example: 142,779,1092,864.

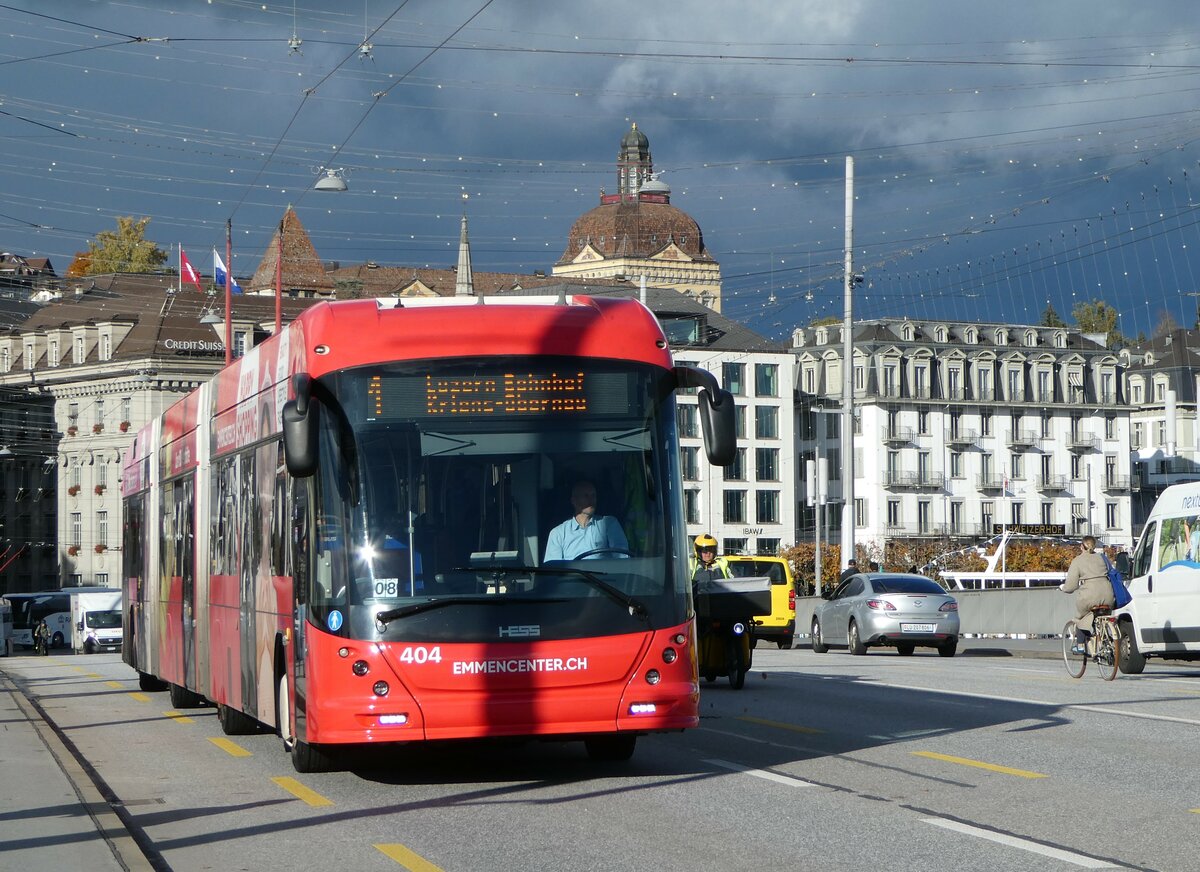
901,623,935,633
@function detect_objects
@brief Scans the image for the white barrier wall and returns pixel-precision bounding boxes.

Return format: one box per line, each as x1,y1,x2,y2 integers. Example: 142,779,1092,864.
793,588,1077,640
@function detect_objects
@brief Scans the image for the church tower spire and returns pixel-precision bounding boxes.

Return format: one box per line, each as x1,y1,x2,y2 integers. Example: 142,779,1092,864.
454,209,474,296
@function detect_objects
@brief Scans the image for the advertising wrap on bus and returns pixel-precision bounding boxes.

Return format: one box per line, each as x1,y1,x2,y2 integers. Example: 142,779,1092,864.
122,296,735,772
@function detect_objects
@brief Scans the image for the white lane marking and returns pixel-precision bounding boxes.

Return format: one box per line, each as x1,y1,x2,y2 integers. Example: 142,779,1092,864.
923,818,1119,869
704,758,813,787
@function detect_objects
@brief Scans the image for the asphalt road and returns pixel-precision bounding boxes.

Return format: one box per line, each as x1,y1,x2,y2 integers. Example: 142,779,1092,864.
3,646,1198,872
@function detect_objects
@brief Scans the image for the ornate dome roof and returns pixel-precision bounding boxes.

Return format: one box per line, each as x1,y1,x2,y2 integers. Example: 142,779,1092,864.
558,200,713,265
621,123,649,149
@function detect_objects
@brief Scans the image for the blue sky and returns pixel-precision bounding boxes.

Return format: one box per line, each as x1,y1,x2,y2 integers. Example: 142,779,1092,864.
2,1,1199,342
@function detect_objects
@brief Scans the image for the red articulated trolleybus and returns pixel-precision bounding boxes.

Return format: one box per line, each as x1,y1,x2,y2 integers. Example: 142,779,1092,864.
122,295,734,771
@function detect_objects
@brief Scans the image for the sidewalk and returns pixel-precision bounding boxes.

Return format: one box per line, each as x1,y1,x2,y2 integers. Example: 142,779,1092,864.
0,664,152,872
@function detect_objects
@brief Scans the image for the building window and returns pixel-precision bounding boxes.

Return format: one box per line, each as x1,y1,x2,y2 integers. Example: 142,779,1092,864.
1069,371,1084,403
1007,368,1022,400
1106,502,1118,529
981,500,994,531
75,335,85,363
950,501,964,533
1071,454,1084,480
724,448,746,481
1041,411,1052,439
1132,422,1143,449
1011,502,1024,525
97,462,108,488
722,362,745,395
48,339,59,367
684,489,700,524
69,402,79,425
70,457,81,489
887,499,901,528
95,398,104,428
70,512,82,547
756,490,779,524
96,573,108,586
947,368,961,398
855,497,866,528
883,365,898,396
1041,502,1053,525
981,412,992,436
723,538,748,556
917,500,931,534
950,450,963,479
121,396,132,424
914,365,928,398
757,538,780,556
1105,415,1116,440
978,367,992,400
918,411,929,435
755,406,778,439
756,447,778,481
97,510,108,548
101,334,112,360
755,363,779,397
724,490,746,524
1101,372,1114,403
1011,454,1024,480
681,447,699,481
854,366,865,391
676,404,698,438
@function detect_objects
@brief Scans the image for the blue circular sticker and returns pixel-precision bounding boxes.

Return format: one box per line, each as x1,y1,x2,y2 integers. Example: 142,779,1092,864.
327,610,344,632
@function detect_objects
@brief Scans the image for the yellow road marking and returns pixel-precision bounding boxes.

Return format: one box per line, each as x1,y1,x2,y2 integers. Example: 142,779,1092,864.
70,665,86,673
375,843,444,872
1191,809,1200,815
737,715,824,735
913,750,1047,779
85,672,102,678
106,681,124,689
127,692,150,702
272,776,333,807
163,710,194,724
208,737,252,758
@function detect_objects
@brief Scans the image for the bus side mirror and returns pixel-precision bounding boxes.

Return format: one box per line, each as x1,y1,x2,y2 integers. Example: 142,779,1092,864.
282,373,317,478
673,366,736,466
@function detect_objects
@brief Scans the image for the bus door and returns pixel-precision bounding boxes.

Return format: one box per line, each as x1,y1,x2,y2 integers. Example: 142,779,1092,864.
177,476,197,689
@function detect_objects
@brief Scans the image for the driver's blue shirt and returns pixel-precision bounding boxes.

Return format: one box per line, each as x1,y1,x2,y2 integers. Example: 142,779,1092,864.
544,514,629,561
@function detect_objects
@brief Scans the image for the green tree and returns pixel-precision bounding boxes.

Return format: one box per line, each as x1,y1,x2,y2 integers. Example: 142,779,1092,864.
83,216,167,274
1153,309,1180,338
1071,299,1125,349
1040,303,1067,327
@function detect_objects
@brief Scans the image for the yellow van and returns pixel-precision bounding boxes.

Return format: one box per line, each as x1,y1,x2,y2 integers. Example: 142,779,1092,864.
723,555,796,649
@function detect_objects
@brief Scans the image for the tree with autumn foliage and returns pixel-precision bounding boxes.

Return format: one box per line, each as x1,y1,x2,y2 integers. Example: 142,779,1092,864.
81,216,168,274
65,251,92,277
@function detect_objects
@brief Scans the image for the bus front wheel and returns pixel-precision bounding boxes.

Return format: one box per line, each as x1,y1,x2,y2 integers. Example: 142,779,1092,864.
585,734,636,762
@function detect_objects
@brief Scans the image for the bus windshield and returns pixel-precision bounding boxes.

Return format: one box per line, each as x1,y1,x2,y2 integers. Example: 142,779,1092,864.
304,356,687,643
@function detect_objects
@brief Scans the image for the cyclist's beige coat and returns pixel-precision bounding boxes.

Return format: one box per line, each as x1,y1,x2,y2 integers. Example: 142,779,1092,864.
1061,551,1115,632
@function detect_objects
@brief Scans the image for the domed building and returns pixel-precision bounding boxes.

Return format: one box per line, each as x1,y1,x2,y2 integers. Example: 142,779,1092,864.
553,123,723,311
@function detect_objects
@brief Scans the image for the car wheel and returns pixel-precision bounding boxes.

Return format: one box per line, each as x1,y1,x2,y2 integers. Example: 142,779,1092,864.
896,642,915,656
585,735,636,762
1117,622,1146,674
848,620,867,656
811,619,828,654
777,639,793,650
937,638,958,658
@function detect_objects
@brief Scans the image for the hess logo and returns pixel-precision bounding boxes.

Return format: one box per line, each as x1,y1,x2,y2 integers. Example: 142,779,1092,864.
498,625,541,638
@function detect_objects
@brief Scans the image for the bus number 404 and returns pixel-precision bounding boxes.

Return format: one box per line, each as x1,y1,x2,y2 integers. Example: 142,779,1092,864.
398,646,443,664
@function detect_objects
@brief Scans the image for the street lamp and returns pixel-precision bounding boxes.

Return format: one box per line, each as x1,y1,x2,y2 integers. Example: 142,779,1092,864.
314,167,349,192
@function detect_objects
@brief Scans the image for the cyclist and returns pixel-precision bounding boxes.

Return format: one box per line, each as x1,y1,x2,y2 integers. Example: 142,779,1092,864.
33,618,50,655
1060,535,1115,654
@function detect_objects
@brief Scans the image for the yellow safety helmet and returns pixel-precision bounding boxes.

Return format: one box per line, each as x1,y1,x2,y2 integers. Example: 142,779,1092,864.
694,533,718,555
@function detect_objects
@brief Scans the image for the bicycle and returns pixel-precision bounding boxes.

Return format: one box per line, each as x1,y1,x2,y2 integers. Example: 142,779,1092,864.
1062,605,1119,681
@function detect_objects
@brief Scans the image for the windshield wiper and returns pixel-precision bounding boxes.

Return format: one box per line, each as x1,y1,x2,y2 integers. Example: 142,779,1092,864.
375,594,567,627
458,564,649,620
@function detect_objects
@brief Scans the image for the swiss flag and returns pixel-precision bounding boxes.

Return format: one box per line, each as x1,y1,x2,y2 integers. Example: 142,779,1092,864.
180,248,204,292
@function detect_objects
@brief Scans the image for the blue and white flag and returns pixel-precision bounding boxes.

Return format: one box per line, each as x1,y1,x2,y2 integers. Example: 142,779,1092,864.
213,248,243,295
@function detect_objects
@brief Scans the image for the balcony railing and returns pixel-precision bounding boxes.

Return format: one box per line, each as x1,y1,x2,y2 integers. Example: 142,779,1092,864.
883,426,914,444
884,521,990,538
946,429,979,446
978,475,1005,491
885,470,945,489
1006,430,1038,448
943,387,967,401
1066,433,1100,452
977,388,995,401
1102,475,1131,492
1036,475,1069,491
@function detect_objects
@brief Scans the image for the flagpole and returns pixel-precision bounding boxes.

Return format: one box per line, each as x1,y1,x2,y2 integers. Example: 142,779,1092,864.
275,215,283,335
224,219,233,365
178,242,182,293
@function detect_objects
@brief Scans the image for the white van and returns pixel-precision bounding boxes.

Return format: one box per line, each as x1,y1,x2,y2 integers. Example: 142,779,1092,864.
1120,482,1200,672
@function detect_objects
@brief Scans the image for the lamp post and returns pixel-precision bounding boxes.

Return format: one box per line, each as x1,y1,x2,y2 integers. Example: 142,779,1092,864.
224,218,233,365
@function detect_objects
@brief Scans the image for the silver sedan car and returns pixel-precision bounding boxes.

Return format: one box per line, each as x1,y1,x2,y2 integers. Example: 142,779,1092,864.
811,573,959,656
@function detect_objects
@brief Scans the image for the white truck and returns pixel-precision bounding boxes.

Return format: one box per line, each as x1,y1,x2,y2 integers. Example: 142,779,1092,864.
71,589,123,654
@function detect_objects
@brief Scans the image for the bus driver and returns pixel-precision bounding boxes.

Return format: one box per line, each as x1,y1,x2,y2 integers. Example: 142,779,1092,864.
544,479,629,562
